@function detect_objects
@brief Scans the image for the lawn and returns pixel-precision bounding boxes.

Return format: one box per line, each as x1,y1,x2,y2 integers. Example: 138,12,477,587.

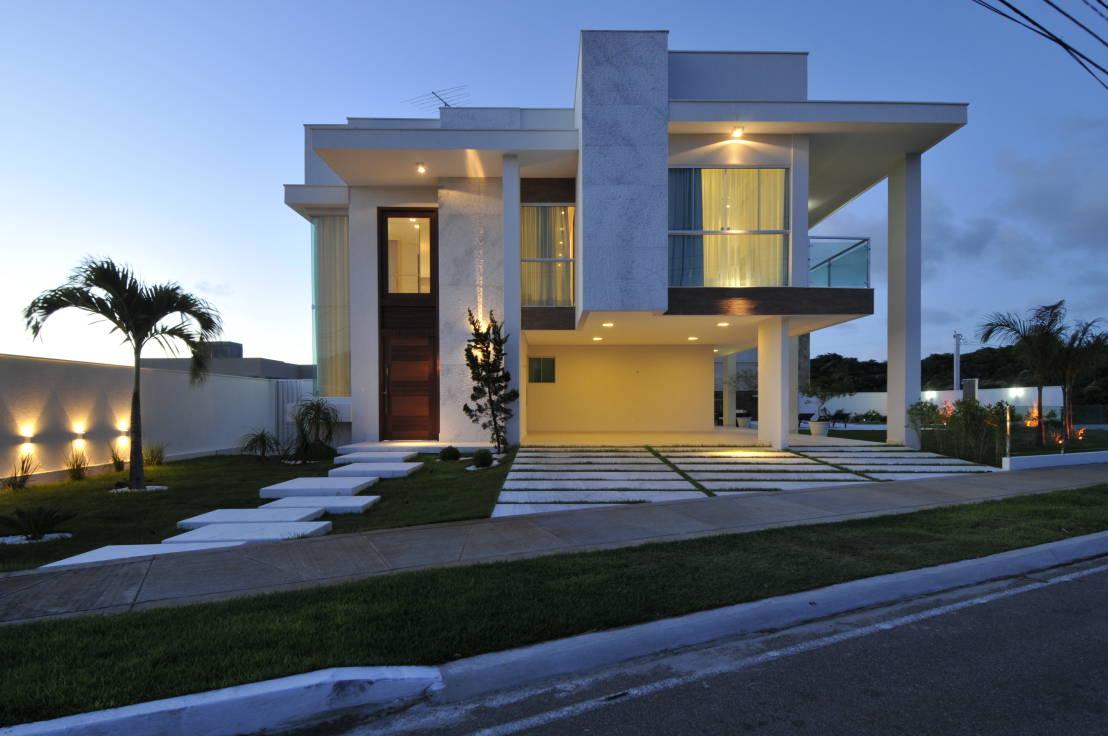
3,483,1108,725
0,452,508,571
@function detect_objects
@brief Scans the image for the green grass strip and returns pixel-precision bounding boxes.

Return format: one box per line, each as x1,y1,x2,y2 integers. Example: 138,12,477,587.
3,483,1108,725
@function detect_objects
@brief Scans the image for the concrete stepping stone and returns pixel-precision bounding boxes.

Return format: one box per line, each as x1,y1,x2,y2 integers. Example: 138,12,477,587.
700,480,866,491
42,543,245,569
177,508,325,530
673,463,824,472
502,480,695,490
261,496,380,514
507,471,682,481
688,472,864,481
803,452,959,460
491,503,619,517
667,456,816,464
333,451,417,464
328,462,422,479
338,441,490,454
163,521,332,544
820,457,974,465
511,463,669,471
515,453,656,460
789,445,906,452
260,477,376,498
512,457,663,465
661,451,797,458
844,464,994,473
498,490,705,503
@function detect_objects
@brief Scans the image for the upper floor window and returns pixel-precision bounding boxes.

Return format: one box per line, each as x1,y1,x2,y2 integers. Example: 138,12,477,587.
521,205,575,307
386,216,432,294
668,168,788,288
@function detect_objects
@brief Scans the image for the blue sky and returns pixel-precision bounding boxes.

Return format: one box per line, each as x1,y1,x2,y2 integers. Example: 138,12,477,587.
1,0,1104,366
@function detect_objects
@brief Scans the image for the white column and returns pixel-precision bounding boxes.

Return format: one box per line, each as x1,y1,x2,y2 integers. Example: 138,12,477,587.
757,317,792,449
348,188,379,442
502,155,522,445
789,135,810,287
788,337,800,432
723,353,737,427
887,154,922,447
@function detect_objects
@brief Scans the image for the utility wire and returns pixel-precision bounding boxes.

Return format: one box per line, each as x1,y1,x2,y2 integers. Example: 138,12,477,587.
1041,0,1108,47
1079,0,1108,22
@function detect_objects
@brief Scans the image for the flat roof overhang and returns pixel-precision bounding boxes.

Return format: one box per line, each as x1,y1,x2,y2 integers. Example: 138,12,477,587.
311,127,579,186
669,100,967,226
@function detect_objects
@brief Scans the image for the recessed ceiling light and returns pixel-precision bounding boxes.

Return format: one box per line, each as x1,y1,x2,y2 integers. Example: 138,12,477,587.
408,217,416,222
716,322,730,327
592,336,603,342
416,162,427,174
687,336,699,341
713,348,719,353
730,127,744,139
601,322,614,328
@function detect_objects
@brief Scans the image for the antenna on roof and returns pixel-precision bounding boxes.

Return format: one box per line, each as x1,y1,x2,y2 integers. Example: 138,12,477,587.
403,85,470,111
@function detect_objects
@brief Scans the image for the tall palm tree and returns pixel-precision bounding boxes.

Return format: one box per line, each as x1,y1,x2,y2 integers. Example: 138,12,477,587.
1056,319,1107,440
25,258,222,489
977,301,1065,447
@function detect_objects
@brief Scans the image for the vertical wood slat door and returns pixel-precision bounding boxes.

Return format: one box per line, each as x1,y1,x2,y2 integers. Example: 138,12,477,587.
382,334,437,439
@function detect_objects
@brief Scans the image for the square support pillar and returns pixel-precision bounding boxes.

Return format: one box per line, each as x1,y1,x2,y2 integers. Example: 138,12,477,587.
758,317,792,449
887,154,922,447
788,337,800,432
723,353,737,427
502,155,522,445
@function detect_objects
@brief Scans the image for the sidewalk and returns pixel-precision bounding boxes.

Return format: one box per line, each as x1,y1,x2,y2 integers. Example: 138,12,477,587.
1,465,1105,626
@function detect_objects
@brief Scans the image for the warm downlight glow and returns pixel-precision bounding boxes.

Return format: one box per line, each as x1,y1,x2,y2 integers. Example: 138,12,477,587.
592,336,603,342
19,423,35,440
716,322,730,327
601,322,614,328
416,162,427,175
687,336,699,342
730,127,744,139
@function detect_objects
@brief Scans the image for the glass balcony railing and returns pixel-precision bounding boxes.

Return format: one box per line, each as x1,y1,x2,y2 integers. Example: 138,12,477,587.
808,237,871,288
668,232,788,287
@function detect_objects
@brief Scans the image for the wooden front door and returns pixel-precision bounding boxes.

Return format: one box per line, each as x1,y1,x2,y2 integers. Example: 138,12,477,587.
379,209,439,440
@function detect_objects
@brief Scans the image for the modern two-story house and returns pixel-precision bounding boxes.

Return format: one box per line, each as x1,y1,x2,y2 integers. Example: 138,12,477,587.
284,30,966,449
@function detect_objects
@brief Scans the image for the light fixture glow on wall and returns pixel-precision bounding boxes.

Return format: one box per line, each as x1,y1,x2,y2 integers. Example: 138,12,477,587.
117,420,129,433
592,336,603,342
687,336,699,341
19,423,35,440
416,162,427,175
601,322,614,328
730,127,744,139
72,422,86,437
716,322,730,327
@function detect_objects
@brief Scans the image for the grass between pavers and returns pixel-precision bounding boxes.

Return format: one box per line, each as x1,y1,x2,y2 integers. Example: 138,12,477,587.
0,453,509,571
4,483,1108,725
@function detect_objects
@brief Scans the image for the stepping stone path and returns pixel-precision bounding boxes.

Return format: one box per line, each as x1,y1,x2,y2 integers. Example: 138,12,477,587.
493,444,999,516
44,444,424,569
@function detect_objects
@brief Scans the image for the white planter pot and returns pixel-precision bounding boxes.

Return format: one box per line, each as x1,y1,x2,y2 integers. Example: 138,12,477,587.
809,420,831,437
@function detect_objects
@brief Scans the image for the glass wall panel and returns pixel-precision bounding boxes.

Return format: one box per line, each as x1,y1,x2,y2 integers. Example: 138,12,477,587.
311,216,350,396
521,205,574,306
386,216,431,294
669,234,787,287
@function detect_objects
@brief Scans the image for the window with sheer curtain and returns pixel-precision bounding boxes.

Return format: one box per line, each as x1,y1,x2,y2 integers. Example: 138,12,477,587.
668,168,789,287
521,205,575,306
311,216,351,397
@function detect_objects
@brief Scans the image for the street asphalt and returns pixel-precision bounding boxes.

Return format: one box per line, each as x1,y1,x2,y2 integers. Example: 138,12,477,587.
358,559,1108,736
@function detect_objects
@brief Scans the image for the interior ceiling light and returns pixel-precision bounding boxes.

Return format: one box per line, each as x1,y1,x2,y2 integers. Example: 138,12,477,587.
592,336,603,342
716,322,730,327
601,322,614,328
730,127,744,139
687,336,699,341
416,162,427,175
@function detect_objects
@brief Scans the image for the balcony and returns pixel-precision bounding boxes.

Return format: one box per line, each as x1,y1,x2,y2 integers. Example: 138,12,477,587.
808,237,870,288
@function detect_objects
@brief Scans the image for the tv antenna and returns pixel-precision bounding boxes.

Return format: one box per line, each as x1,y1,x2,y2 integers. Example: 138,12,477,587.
403,85,470,111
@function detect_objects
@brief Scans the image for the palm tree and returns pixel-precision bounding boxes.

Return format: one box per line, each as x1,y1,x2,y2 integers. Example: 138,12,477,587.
1056,320,1107,440
25,258,221,489
977,301,1065,447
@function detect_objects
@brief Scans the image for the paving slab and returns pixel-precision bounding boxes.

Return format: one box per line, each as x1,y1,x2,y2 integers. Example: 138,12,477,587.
261,496,380,514
491,504,619,517
333,451,418,464
660,451,798,458
688,472,866,481
177,508,325,530
162,521,332,544
498,490,707,503
675,464,834,472
260,477,376,498
513,456,663,464
843,464,994,473
338,441,491,454
514,454,657,460
502,480,697,491
700,480,865,491
804,453,970,462
789,445,909,452
507,471,683,481
42,543,247,569
329,462,422,479
669,457,817,465
866,472,973,481
511,463,670,472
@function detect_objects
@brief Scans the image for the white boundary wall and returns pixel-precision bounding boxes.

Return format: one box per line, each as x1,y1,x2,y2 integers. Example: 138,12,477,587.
0,354,312,476
799,386,1064,417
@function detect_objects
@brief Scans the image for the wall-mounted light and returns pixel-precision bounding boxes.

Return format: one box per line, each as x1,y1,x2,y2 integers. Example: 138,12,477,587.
716,322,730,328
601,322,614,328
19,423,34,441
416,162,427,175
592,336,603,342
687,336,699,342
730,127,744,139
72,422,86,437
116,420,129,433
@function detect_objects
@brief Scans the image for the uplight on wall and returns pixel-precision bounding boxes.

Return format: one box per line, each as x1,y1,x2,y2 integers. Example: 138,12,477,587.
729,127,744,139
117,420,129,433
416,162,427,175
72,422,86,437
19,423,35,441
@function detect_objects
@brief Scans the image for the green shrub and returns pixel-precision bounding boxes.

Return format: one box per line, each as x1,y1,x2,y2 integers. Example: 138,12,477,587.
109,444,126,471
66,449,89,481
439,446,461,461
143,444,166,466
3,452,39,490
473,449,494,468
908,399,1007,467
240,429,281,462
292,399,339,463
0,507,76,541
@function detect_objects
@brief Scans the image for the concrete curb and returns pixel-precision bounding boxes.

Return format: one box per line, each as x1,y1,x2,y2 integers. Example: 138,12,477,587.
436,530,1108,701
2,667,441,736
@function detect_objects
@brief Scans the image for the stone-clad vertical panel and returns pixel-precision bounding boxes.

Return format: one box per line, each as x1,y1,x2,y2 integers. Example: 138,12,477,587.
437,178,505,442
578,30,670,313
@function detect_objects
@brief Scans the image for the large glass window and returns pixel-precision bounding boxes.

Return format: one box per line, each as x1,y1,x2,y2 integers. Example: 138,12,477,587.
521,205,574,306
311,215,351,397
668,168,789,287
386,216,432,294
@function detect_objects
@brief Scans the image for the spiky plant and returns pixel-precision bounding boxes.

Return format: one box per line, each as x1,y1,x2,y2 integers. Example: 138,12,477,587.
293,398,338,462
65,449,89,481
0,507,77,541
1055,318,1107,440
25,258,221,489
240,428,282,462
3,453,39,491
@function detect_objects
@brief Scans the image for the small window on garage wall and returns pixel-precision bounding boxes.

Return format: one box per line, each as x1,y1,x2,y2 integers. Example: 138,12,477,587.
528,357,556,383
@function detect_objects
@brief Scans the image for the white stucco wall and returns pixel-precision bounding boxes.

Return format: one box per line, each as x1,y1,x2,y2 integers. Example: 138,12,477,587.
437,178,506,442
0,355,308,476
668,51,808,102
525,345,715,434
798,387,1064,416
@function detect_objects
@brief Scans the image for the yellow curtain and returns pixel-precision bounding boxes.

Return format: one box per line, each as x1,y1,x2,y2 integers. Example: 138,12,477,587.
312,216,350,396
521,206,574,306
698,169,786,286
